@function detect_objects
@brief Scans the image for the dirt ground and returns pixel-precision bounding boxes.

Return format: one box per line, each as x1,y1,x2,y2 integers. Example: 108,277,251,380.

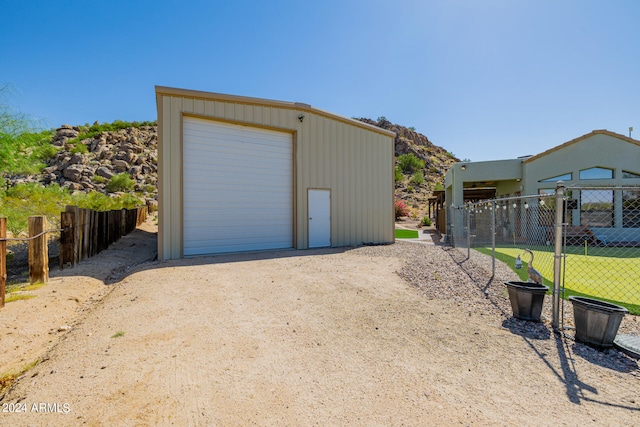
1,220,638,426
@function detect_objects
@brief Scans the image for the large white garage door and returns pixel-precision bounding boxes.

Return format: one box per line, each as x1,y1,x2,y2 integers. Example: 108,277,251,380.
183,117,293,255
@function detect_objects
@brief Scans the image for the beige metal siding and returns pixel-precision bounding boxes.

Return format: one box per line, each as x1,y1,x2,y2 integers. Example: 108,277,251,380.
155,86,394,260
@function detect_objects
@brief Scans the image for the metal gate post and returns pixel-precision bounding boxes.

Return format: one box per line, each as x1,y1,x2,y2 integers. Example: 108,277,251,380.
553,182,565,330
491,200,496,277
466,204,471,259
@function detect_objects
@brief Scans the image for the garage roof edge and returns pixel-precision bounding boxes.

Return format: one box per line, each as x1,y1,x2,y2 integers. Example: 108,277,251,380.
155,85,396,138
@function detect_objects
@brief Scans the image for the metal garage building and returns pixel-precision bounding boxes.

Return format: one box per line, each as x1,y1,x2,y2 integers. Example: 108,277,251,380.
155,86,395,260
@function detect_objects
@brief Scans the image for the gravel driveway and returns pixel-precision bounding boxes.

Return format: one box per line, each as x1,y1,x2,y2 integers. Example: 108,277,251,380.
2,237,638,426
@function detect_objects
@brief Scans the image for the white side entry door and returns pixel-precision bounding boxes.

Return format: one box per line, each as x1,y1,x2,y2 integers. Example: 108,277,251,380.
308,189,331,248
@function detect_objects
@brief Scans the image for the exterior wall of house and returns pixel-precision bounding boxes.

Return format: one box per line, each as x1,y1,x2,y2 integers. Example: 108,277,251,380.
155,86,395,259
443,130,640,239
444,159,523,206
523,132,640,194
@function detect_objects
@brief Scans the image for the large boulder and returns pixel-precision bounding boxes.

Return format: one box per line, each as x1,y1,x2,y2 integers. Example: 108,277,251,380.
63,164,84,182
96,166,115,180
112,159,130,173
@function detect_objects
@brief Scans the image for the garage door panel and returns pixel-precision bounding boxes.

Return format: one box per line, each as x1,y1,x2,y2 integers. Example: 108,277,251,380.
183,184,292,198
184,140,290,159
184,151,290,172
186,226,292,242
183,117,293,256
185,127,291,149
182,210,292,224
185,233,292,255
183,164,290,179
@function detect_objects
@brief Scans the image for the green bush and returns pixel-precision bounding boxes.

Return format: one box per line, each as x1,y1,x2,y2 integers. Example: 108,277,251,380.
421,216,432,227
68,120,156,145
0,183,71,235
1,89,57,175
106,173,135,192
70,143,88,154
142,184,156,193
394,165,403,182
397,153,425,173
0,129,57,175
70,191,143,211
410,171,424,186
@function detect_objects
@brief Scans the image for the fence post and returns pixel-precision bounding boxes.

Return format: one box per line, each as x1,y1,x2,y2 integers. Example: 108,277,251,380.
65,205,80,264
553,181,565,330
466,204,471,259
491,200,496,277
28,216,49,285
60,211,75,269
82,208,91,261
1,218,6,307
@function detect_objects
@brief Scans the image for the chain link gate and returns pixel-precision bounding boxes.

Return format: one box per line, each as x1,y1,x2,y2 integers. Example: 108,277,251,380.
447,182,640,330
558,186,640,330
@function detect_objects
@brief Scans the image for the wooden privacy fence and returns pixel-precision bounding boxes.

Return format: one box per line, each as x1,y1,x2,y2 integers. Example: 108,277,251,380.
59,205,147,268
0,205,147,308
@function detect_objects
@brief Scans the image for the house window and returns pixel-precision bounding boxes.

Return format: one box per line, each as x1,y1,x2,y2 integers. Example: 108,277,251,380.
579,167,613,180
539,173,572,183
622,190,640,228
580,190,613,227
622,170,640,179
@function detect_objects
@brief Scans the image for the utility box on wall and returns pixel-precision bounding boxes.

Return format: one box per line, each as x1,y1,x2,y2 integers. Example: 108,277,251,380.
155,86,395,260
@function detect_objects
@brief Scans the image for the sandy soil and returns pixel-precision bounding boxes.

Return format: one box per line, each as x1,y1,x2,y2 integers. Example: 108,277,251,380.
0,220,638,426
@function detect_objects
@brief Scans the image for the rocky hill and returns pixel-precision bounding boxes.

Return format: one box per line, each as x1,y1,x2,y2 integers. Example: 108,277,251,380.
5,123,159,209
4,118,455,218
357,117,458,217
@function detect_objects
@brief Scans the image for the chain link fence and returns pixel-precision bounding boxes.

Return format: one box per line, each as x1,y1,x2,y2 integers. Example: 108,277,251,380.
447,184,640,328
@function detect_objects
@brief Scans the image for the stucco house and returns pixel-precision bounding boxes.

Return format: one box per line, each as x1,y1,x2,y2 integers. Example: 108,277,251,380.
442,130,640,243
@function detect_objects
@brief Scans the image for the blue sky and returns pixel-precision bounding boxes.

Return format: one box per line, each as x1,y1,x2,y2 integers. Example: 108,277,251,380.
2,0,640,161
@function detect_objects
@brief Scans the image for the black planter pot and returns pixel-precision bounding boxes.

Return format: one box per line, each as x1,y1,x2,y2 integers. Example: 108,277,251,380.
504,281,549,322
569,296,628,349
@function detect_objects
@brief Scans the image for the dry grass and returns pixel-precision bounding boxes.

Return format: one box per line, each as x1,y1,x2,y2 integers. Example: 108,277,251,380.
0,359,41,397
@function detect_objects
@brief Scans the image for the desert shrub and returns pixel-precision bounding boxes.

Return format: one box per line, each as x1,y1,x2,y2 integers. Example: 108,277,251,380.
118,193,144,209
142,184,156,193
68,120,156,145
0,129,56,175
1,87,57,175
70,191,143,211
410,171,424,185
0,183,71,235
397,153,425,173
106,173,134,192
69,143,88,154
395,198,408,219
421,216,432,226
394,165,403,182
